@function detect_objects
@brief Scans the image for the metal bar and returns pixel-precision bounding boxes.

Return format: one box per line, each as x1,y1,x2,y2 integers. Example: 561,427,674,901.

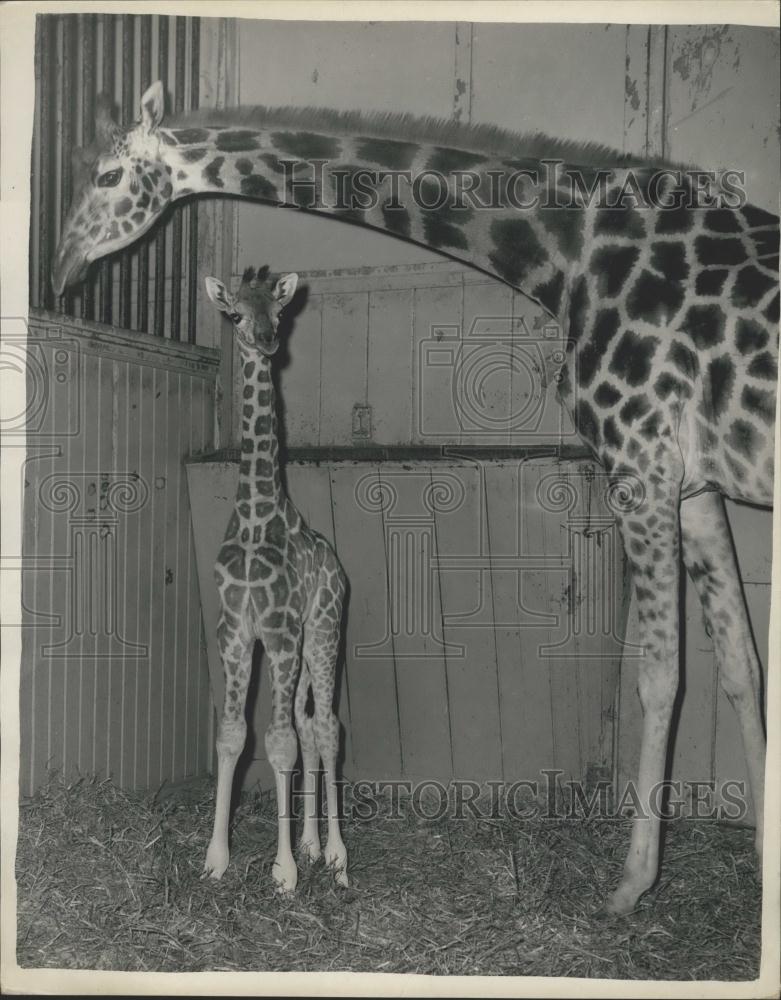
153,14,169,337
169,16,187,342
136,15,152,332
80,13,97,320
118,13,134,329
60,15,79,317
38,15,58,311
98,12,115,324
186,17,200,344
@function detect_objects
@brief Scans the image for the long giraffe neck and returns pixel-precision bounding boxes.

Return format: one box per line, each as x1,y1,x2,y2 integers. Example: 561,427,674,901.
160,122,581,320
236,346,282,512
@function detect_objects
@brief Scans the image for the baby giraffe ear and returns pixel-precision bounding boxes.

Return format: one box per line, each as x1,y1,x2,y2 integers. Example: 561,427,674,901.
204,276,234,313
140,81,165,133
273,273,299,308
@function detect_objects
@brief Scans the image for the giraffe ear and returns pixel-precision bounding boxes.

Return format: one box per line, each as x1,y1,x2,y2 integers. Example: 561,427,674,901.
140,81,165,133
204,277,235,313
273,273,298,308
95,93,119,143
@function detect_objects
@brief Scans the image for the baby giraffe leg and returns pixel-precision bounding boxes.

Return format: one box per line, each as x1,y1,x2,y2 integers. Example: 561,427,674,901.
304,624,348,887
681,491,766,859
204,617,253,879
294,660,322,862
264,640,302,892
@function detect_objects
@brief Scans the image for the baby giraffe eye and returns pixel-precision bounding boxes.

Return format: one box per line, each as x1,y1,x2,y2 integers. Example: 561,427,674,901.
230,312,242,324
97,168,123,188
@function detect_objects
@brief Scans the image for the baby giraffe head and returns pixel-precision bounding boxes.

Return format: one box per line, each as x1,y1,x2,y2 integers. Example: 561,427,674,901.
205,267,299,357
52,81,173,296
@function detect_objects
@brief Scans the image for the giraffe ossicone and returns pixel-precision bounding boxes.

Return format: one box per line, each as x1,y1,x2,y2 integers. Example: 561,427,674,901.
203,266,348,891
54,80,777,916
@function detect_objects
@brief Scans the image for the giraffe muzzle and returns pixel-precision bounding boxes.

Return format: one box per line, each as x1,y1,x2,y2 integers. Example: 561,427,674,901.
51,236,89,297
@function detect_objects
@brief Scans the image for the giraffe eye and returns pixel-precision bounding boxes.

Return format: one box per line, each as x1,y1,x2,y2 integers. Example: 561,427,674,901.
230,312,242,324
97,168,123,188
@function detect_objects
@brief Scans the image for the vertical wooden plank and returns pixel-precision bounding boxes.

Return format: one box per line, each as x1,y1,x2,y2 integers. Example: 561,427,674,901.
433,461,503,781
514,459,559,778
91,354,115,777
98,12,115,324
60,14,80,318
279,293,322,448
186,16,201,344
41,346,67,784
319,293,368,446
80,12,98,321
119,361,142,785
623,25,650,156
169,17,187,341
55,343,81,784
29,15,43,310
38,15,58,312
171,372,192,780
382,465,452,782
185,378,213,774
20,444,37,795
460,281,513,446
484,461,553,783
367,288,414,446
411,282,464,446
331,464,402,780
541,462,584,780
153,15,169,337
144,366,165,786
158,369,181,783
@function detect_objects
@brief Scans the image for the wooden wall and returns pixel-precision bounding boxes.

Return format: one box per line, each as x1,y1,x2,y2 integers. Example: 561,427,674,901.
18,309,219,794
189,452,629,790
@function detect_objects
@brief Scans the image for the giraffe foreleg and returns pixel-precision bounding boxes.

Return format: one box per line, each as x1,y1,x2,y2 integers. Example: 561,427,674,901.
204,617,253,880
264,633,303,892
681,491,766,860
304,622,348,887
606,487,681,915
294,658,322,862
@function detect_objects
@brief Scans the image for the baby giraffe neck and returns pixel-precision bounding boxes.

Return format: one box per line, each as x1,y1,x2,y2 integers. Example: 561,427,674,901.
237,348,282,511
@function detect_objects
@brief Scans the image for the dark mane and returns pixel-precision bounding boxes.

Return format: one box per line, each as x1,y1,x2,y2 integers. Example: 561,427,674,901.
168,104,689,170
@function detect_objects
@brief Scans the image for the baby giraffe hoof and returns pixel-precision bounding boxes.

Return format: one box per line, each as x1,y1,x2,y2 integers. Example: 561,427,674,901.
325,843,349,887
299,838,322,864
272,855,298,894
203,843,229,881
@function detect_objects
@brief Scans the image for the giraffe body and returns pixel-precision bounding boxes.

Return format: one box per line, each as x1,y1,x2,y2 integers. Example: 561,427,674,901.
55,82,778,914
204,268,348,889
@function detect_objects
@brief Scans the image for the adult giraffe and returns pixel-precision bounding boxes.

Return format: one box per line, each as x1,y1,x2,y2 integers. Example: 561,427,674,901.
52,81,778,916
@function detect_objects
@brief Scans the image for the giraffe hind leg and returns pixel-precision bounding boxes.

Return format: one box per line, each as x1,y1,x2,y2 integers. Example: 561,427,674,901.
294,658,322,862
681,491,766,859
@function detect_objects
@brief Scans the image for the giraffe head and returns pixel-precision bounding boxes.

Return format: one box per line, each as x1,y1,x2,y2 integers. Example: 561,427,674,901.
52,81,173,296
205,267,299,357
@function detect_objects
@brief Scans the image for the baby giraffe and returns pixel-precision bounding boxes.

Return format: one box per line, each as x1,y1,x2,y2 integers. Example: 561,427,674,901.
203,266,348,891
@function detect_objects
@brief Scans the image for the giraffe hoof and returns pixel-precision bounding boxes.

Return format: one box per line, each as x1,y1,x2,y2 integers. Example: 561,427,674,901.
604,882,644,916
325,844,349,887
272,856,298,893
299,838,322,864
203,843,229,880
